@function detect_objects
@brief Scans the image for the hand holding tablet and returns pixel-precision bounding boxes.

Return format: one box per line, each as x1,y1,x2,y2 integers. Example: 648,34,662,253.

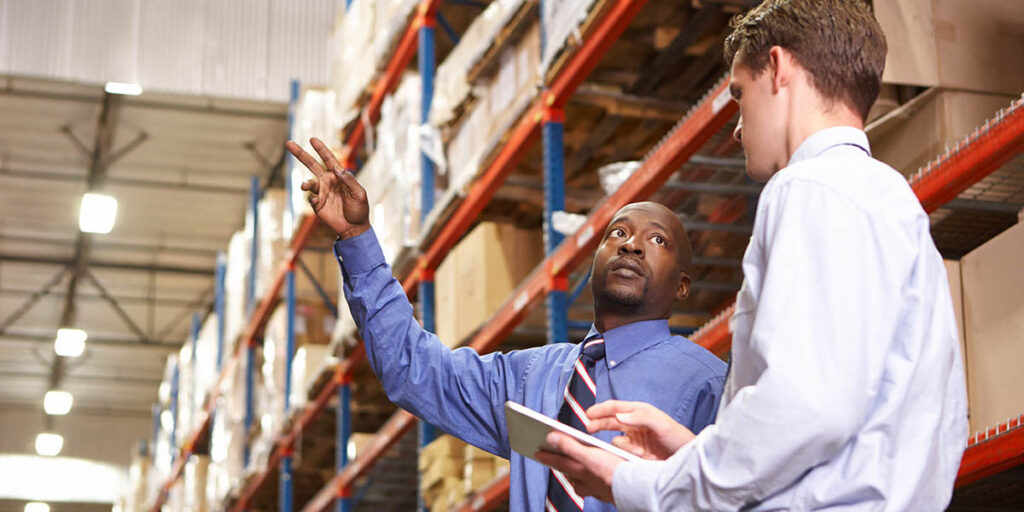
505,401,642,463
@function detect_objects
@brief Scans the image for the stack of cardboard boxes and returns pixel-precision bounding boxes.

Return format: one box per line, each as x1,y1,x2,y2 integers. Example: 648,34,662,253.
420,435,510,511
870,0,1024,175
947,220,1024,435
435,221,545,348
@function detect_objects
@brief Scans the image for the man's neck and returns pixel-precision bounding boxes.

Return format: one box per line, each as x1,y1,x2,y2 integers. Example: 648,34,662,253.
782,86,864,166
593,311,667,333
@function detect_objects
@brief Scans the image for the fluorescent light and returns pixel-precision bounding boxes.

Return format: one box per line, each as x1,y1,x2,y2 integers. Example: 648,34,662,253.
78,192,118,234
104,81,142,96
54,328,87,357
44,390,73,416
35,433,63,456
24,503,49,512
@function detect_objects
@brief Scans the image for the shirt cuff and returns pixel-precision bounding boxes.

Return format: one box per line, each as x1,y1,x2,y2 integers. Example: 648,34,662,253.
612,458,665,512
332,227,386,276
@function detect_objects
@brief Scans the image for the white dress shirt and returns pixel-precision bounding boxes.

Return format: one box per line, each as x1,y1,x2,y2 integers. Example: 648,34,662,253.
612,127,968,511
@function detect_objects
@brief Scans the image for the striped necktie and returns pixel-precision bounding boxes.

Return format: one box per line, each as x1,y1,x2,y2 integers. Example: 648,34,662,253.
546,335,606,511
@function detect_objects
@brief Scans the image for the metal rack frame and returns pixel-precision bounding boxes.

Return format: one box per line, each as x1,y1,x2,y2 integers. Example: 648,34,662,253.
148,0,1024,505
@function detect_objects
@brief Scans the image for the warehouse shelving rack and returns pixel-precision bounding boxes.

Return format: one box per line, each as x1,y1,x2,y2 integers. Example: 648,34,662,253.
686,93,1024,492
147,0,1024,507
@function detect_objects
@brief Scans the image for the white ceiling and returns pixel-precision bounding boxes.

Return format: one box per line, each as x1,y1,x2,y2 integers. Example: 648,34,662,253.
0,75,289,425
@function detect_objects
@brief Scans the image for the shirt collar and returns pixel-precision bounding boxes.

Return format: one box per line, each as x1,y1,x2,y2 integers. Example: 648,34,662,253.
787,126,871,167
584,319,672,366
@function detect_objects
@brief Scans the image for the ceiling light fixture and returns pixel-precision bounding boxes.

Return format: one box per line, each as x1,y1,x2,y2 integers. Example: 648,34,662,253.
34,433,63,457
24,502,50,512
104,81,143,96
54,328,87,357
78,192,118,234
43,390,73,416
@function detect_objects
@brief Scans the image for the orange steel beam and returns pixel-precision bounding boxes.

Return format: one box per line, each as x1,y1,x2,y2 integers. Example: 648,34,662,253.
403,0,650,293
956,414,1024,488
912,95,1024,213
232,346,368,511
302,410,419,512
453,473,512,512
148,214,321,512
691,94,1024,354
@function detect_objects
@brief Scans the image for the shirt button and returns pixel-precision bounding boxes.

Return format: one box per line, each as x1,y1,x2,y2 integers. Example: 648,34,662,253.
608,360,616,367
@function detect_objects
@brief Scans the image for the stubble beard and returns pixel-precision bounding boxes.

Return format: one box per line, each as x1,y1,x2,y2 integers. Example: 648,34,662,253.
600,276,649,308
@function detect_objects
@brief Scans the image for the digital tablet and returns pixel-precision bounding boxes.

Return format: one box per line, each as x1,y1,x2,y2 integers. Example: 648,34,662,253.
505,401,642,463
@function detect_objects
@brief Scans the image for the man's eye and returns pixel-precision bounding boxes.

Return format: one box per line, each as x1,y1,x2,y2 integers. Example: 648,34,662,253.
610,228,625,237
652,235,665,245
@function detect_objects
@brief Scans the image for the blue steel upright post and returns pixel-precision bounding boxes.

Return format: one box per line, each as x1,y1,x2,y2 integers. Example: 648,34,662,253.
417,6,439,512
336,372,353,512
214,252,227,371
280,78,301,512
244,176,259,470
542,92,569,344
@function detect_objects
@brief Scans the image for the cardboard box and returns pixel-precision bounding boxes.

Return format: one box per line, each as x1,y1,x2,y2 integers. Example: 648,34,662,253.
419,435,469,470
422,476,462,510
876,0,1024,95
432,479,469,512
435,222,544,347
961,221,1024,434
869,89,1015,177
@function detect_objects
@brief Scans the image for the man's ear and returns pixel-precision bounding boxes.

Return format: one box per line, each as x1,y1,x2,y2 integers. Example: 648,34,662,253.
768,46,792,93
676,272,691,302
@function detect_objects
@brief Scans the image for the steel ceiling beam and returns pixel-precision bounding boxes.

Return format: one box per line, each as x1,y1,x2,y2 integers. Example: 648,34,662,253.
0,252,214,276
0,330,180,348
0,166,250,196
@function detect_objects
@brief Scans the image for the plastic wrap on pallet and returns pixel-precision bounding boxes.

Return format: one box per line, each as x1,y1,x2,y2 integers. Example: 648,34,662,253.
259,307,289,443
289,344,333,411
255,189,290,299
373,0,419,66
597,161,641,195
357,73,424,263
224,230,250,348
183,455,210,512
122,454,150,512
431,0,527,126
207,356,247,501
192,315,220,410
175,341,195,450
204,461,228,511
289,88,345,237
446,22,540,191
540,0,598,73
330,0,377,125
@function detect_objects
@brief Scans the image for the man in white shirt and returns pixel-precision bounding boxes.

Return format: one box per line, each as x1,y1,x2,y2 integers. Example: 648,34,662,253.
536,0,969,509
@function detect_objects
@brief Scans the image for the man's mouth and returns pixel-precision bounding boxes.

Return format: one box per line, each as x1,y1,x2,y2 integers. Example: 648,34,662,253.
609,258,645,279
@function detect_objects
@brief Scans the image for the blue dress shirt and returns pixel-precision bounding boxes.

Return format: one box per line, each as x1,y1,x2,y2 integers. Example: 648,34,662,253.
334,229,727,511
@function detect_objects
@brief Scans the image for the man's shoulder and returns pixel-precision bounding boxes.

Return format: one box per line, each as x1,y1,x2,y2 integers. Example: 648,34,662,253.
767,155,921,220
645,336,728,379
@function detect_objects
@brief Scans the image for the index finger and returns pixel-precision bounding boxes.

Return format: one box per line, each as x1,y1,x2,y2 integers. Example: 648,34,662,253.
286,140,327,178
586,400,641,420
310,137,344,174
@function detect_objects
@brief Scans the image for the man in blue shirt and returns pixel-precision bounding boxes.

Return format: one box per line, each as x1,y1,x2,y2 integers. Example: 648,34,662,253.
285,137,727,511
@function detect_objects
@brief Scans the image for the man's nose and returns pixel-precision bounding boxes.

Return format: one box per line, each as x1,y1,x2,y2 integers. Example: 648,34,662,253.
733,118,743,143
618,237,643,256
